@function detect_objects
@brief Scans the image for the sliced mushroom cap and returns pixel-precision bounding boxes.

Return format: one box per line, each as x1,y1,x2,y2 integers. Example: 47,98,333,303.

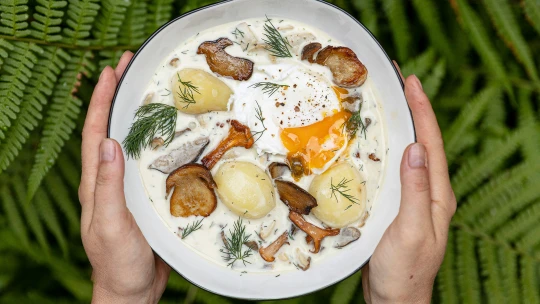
268,162,290,179
295,248,311,271
275,180,317,215
166,164,217,217
201,120,254,169
289,211,340,253
334,227,361,249
197,37,254,81
259,231,290,262
301,42,322,63
315,46,368,88
149,137,209,174
244,240,259,251
259,220,276,240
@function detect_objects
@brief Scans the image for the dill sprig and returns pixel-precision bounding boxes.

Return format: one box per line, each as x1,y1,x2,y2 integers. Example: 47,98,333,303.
250,101,267,142
249,82,289,97
231,27,245,39
181,218,204,239
176,73,200,109
262,16,292,58
330,177,361,205
343,105,367,140
123,103,177,159
220,218,253,267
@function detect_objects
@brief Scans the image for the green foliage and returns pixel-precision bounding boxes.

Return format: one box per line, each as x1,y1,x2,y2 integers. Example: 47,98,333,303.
0,0,539,303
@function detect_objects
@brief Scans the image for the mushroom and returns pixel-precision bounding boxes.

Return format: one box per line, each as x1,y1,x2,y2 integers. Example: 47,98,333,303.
268,162,290,179
151,137,164,150
169,57,179,67
166,164,217,217
315,46,368,88
275,180,318,215
288,211,340,253
295,248,311,271
368,153,380,162
149,137,209,174
201,120,254,169
259,231,290,262
259,220,276,240
301,42,322,63
197,38,254,81
244,240,259,251
334,227,361,249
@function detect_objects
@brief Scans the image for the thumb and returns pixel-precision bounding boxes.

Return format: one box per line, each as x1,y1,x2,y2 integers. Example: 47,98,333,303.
396,143,432,231
93,138,128,221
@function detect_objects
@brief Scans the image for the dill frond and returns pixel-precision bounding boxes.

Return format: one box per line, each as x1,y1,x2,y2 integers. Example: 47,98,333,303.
330,177,361,205
343,106,367,140
231,27,245,39
181,218,204,239
250,101,267,142
262,16,292,58
176,73,200,109
249,82,289,97
220,218,253,267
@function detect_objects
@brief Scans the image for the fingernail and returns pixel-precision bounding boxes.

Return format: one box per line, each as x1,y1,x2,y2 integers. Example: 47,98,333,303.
408,143,426,168
99,67,108,80
100,139,116,162
412,74,423,90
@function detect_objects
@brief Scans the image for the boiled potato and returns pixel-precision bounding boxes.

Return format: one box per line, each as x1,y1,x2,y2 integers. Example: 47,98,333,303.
309,162,366,228
172,68,232,114
214,161,275,219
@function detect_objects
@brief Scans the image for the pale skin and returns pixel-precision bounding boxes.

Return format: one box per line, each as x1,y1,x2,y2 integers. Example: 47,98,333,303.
79,51,456,303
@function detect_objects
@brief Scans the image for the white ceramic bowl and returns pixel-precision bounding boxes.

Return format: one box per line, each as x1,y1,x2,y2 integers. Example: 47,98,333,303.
108,0,415,299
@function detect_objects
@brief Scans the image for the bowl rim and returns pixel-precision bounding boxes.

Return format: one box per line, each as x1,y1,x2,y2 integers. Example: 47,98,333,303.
107,0,416,300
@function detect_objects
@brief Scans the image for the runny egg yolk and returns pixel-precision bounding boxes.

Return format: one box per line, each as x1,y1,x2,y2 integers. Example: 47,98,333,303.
280,111,352,180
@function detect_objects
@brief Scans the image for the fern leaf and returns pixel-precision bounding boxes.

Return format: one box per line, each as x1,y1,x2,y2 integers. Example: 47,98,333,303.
423,58,446,99
518,89,540,161
27,50,95,201
478,241,505,303
44,168,80,233
400,48,436,79
0,42,42,139
118,0,147,46
446,132,478,165
381,0,412,61
0,185,29,248
146,0,174,35
520,256,540,304
437,230,459,304
91,0,130,46
98,49,123,72
62,0,100,46
499,248,521,302
481,91,509,138
330,271,361,304
515,219,540,251
36,188,68,257
0,0,31,37
352,0,379,36
456,230,482,303
523,0,540,42
166,272,190,292
0,38,14,70
0,47,69,173
45,255,93,301
483,0,539,80
30,0,67,42
497,201,540,242
438,70,479,110
55,138,81,191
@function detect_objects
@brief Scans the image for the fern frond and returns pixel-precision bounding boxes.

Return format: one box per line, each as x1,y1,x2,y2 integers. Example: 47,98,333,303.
456,230,482,303
444,86,501,165
381,0,411,62
483,0,539,81
0,42,42,139
30,0,67,42
446,132,478,165
411,0,454,62
0,185,29,248
520,256,540,304
499,248,521,302
481,91,508,138
518,89,540,161
352,0,379,36
62,0,100,46
44,168,80,234
0,47,69,173
0,38,14,70
330,271,361,304
91,0,130,46
423,58,446,99
523,0,540,40
451,129,524,200
146,0,174,36
497,201,540,242
478,240,505,303
0,0,31,37
98,49,123,71
118,0,147,46
516,222,540,252
437,230,459,304
45,254,93,301
36,187,68,257
27,50,95,201
400,48,436,79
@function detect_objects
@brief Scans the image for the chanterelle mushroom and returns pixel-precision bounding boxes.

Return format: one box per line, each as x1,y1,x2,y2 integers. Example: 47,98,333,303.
289,211,340,253
334,227,361,249
268,162,290,179
149,137,209,174
197,38,254,81
201,120,254,169
275,180,317,215
301,42,322,63
259,231,289,262
166,164,217,217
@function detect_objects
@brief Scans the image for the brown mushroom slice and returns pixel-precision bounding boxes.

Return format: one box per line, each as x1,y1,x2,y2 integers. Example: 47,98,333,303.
201,120,254,169
268,162,290,179
275,180,317,215
149,137,209,174
289,211,340,253
334,227,361,249
166,164,217,217
368,153,381,162
301,42,322,63
244,240,259,251
197,38,254,81
259,231,290,262
315,46,368,88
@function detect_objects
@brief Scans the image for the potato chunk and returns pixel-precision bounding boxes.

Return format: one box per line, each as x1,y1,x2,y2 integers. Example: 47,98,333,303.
214,162,275,219
172,68,232,114
308,162,366,228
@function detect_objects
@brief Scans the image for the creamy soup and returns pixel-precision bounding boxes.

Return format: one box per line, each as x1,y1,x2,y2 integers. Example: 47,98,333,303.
130,17,387,273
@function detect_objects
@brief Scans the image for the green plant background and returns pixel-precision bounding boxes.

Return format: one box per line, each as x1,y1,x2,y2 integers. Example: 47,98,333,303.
0,0,539,302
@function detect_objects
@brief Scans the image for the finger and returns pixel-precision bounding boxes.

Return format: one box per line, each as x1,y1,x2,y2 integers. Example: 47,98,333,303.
404,76,455,226
361,264,371,304
393,60,405,81
92,139,128,223
114,51,134,81
80,67,118,231
152,255,172,299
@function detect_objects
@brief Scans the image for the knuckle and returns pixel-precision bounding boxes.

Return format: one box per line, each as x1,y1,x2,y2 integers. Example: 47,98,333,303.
96,170,115,186
412,173,430,193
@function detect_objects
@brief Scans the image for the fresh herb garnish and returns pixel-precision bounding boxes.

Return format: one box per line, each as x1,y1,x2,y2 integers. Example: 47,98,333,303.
176,73,200,109
220,218,253,267
330,177,360,205
250,101,267,142
232,27,245,39
343,105,367,140
262,16,292,58
181,218,204,239
123,103,177,159
249,82,289,97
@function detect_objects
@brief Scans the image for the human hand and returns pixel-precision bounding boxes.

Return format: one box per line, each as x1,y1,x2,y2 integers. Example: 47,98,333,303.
361,66,457,303
79,51,171,304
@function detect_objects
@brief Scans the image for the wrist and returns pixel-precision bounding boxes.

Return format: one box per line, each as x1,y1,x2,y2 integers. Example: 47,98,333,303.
92,283,155,304
370,288,432,304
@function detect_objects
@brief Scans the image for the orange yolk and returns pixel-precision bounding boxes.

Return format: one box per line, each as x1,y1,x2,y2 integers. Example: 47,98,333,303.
332,86,349,102
280,111,352,179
